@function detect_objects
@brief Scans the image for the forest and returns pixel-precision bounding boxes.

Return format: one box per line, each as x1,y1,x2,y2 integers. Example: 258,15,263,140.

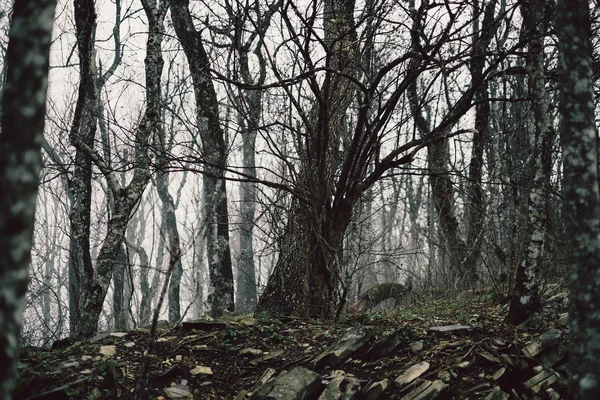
0,0,599,398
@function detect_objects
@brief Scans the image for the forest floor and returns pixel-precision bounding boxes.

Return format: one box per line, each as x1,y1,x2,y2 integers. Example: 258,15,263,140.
15,285,569,400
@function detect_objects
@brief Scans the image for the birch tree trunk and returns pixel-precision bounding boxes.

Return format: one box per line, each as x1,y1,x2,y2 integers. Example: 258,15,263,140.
556,0,600,397
506,0,550,325
0,0,55,397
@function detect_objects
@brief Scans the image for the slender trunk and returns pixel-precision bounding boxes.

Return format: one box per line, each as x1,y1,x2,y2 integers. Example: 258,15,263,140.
170,0,234,316
68,0,97,337
506,0,549,324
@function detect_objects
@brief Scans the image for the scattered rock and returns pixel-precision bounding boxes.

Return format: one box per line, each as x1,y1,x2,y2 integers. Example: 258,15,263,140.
62,361,80,368
484,388,509,400
394,361,430,388
312,328,372,371
518,313,545,330
401,379,448,400
241,348,264,356
318,373,360,399
164,383,192,399
557,312,568,326
539,329,562,348
98,346,116,357
363,328,408,360
249,367,321,400
362,379,389,400
410,341,424,352
190,365,213,375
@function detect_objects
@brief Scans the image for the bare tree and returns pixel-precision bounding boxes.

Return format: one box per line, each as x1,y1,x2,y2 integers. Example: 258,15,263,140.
0,0,56,397
506,0,551,324
556,0,600,397
170,0,235,317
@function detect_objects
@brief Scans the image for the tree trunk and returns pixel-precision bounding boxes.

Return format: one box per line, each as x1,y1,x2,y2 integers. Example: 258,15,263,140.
157,168,183,323
506,0,549,325
256,0,358,318
0,0,55,397
75,0,165,337
68,0,98,337
556,0,600,397
170,0,234,317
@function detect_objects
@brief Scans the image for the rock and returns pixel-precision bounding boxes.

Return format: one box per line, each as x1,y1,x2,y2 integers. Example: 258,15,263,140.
539,329,562,348
410,341,424,352
518,313,545,330
524,369,558,394
484,388,509,400
394,361,430,388
252,368,277,391
312,328,372,371
62,361,80,368
545,292,567,304
190,365,213,375
362,379,389,400
401,379,448,400
99,345,116,357
318,374,360,399
249,367,321,400
241,348,264,356
363,328,408,360
558,312,568,326
109,332,128,338
522,340,543,358
429,324,471,334
164,383,192,399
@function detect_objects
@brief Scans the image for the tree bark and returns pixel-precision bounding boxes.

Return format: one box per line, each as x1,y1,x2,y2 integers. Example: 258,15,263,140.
170,0,234,317
506,0,550,325
68,0,97,337
256,0,359,318
0,0,55,397
74,0,165,337
556,0,600,397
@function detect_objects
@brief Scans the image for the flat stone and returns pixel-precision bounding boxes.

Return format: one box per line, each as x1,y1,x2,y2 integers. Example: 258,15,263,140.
164,384,192,399
318,374,360,399
484,388,509,400
362,379,389,400
363,328,408,360
401,379,447,400
394,361,430,388
249,367,321,400
539,329,562,348
312,328,372,371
